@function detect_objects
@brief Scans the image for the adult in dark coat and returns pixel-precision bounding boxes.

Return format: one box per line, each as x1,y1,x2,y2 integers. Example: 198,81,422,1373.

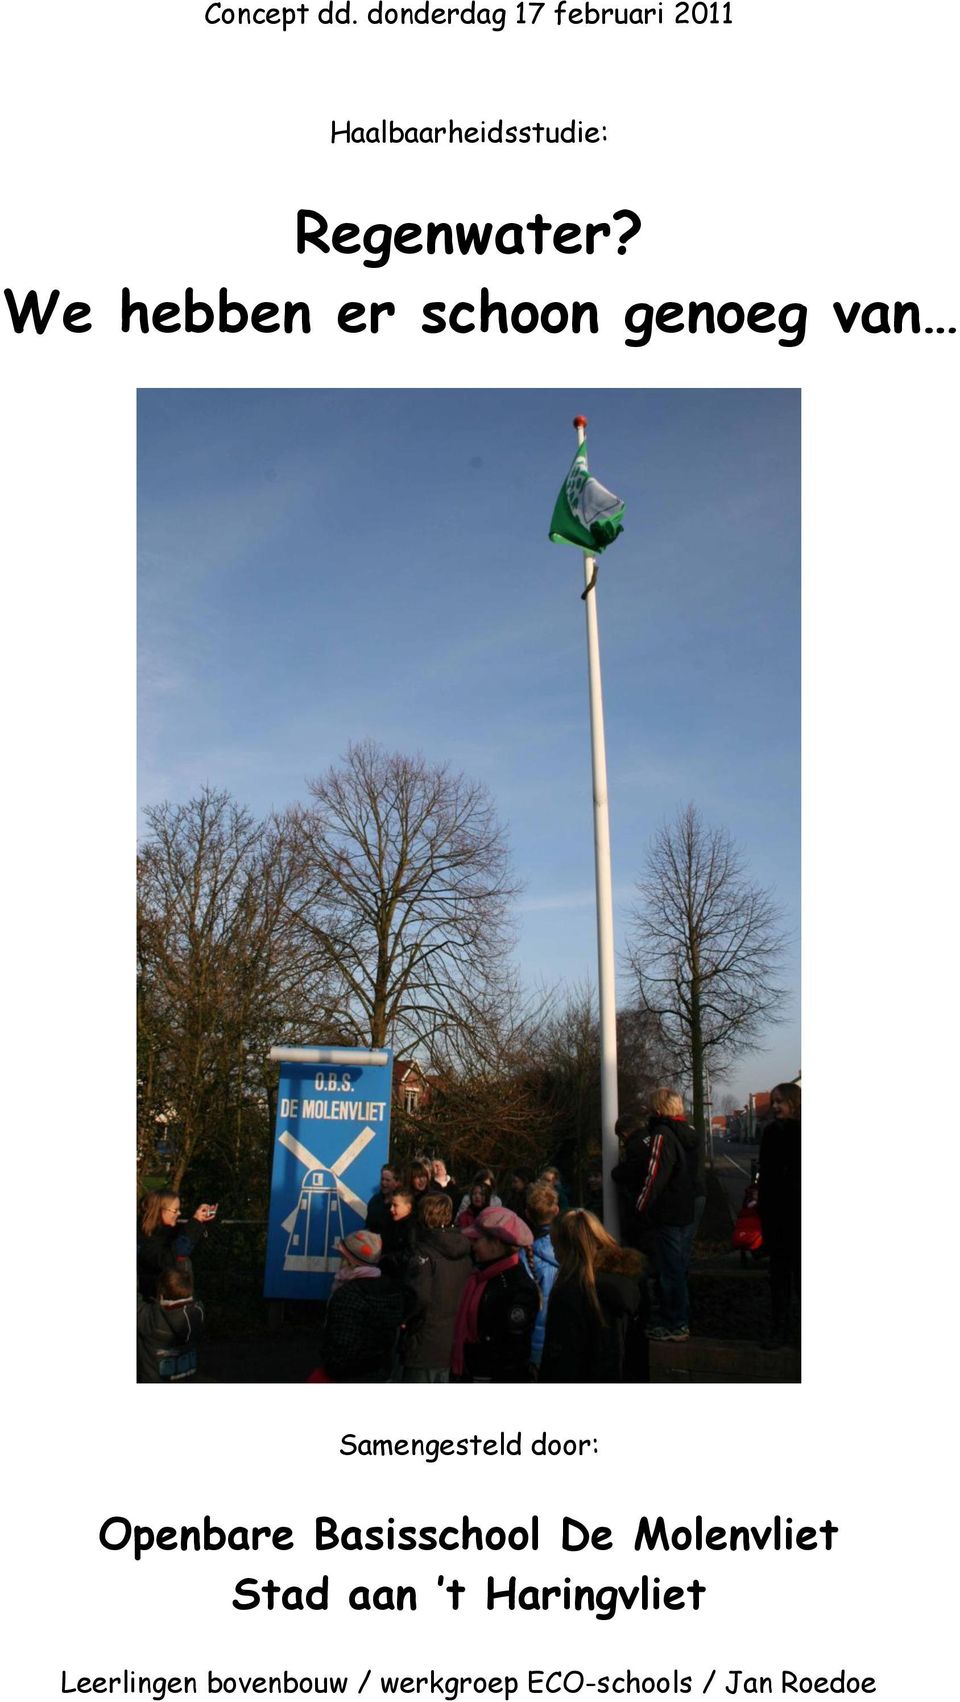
137,1190,216,1300
365,1165,399,1238
539,1210,649,1383
612,1090,699,1341
403,1193,472,1382
612,1121,658,1256
408,1158,433,1205
429,1159,460,1217
757,1081,801,1347
502,1170,533,1223
451,1207,538,1382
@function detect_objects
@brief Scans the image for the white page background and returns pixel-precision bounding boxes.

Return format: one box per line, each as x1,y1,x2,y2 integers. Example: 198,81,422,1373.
2,2,955,1697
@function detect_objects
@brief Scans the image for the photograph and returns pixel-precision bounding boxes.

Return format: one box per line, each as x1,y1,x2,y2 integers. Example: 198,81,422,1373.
137,387,800,1386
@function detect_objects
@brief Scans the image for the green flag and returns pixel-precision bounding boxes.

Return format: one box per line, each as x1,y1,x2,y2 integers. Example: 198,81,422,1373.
549,440,625,552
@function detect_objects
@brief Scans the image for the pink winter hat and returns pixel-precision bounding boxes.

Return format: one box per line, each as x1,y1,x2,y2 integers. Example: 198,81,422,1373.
461,1206,533,1248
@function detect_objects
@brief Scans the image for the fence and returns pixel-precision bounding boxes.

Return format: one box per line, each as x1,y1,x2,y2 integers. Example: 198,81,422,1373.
193,1218,271,1331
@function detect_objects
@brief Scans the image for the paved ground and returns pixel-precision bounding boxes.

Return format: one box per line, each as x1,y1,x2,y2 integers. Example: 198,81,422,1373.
649,1332,799,1383
198,1323,799,1385
656,1157,800,1383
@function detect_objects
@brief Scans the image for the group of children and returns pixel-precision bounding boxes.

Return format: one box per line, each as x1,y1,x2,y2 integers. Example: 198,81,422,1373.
314,1162,650,1384
131,1148,654,1385
314,1191,537,1384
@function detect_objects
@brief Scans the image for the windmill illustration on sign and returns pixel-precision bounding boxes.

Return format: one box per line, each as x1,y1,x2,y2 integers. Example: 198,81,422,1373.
279,1124,375,1273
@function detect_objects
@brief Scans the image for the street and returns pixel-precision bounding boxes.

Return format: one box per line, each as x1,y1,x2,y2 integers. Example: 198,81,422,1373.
712,1140,760,1225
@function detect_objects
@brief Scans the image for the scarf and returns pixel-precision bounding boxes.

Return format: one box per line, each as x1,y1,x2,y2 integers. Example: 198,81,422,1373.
333,1263,381,1288
451,1250,518,1375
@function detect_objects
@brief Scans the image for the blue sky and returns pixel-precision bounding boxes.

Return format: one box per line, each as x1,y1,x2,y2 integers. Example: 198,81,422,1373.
138,389,800,1105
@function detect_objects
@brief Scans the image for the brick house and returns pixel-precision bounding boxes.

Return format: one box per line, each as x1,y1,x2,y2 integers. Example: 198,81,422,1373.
392,1059,439,1115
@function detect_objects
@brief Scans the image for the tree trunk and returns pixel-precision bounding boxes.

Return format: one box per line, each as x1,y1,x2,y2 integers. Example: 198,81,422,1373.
689,969,705,1138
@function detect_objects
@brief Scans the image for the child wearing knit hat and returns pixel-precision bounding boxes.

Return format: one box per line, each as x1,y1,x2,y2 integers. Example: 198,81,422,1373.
319,1227,405,1381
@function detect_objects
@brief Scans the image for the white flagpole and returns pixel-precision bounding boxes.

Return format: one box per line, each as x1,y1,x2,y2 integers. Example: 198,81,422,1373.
573,415,620,1229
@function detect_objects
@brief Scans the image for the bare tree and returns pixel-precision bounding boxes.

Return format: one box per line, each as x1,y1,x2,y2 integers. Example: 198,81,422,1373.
385,982,676,1204
137,789,334,1197
534,992,676,1200
628,804,788,1137
388,982,554,1180
539,985,601,1202
415,988,679,1202
616,1002,682,1117
287,741,520,1053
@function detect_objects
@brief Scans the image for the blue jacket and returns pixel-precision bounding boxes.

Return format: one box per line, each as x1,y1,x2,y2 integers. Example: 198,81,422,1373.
523,1227,560,1366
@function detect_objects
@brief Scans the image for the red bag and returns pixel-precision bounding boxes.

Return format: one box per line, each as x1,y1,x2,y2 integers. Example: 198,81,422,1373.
732,1183,763,1252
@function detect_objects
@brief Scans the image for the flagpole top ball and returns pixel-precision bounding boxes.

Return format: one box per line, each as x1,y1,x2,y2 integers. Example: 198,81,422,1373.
573,415,588,429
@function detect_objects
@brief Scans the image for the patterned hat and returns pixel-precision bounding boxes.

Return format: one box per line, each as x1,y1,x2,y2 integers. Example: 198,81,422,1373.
337,1229,383,1265
461,1205,533,1248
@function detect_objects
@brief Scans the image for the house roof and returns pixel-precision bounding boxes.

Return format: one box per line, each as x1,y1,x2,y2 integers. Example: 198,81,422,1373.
393,1059,426,1090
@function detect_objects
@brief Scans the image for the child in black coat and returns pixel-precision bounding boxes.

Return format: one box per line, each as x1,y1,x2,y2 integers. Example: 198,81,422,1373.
137,1265,205,1382
321,1230,406,1382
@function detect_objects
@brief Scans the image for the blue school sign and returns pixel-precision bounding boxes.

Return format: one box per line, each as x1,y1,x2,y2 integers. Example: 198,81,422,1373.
264,1045,393,1300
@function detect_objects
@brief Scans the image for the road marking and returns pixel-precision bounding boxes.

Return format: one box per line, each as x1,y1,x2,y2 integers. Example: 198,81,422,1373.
723,1155,752,1177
